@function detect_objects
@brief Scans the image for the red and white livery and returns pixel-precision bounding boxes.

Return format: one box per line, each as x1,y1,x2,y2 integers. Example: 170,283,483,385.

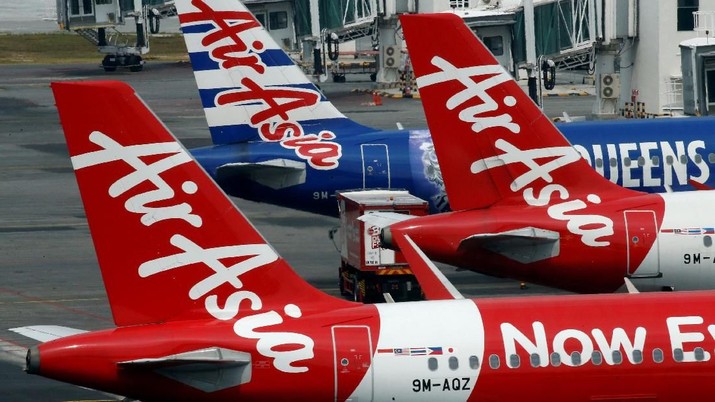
381,13,715,293
11,79,715,401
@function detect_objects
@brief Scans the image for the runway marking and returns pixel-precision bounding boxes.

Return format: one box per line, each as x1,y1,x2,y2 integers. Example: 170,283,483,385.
0,225,80,233
0,222,88,232
0,297,105,305
0,77,92,87
0,288,111,323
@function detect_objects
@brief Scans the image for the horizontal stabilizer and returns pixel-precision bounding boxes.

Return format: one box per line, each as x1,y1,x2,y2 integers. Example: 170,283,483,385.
216,158,306,190
358,211,417,229
460,227,560,264
359,212,419,249
9,326,88,343
394,234,464,300
120,347,251,392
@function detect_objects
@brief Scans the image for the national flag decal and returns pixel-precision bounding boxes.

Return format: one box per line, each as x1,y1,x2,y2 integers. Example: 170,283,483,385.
661,227,715,235
377,346,444,356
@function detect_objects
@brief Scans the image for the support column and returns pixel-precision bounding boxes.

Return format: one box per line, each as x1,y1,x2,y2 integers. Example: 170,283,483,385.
376,16,400,85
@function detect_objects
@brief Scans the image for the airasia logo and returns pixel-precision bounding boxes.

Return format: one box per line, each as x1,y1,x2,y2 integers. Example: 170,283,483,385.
180,0,342,170
416,56,614,247
72,131,314,373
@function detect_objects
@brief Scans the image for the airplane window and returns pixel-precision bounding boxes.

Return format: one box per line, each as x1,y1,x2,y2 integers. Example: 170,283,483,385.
695,347,706,361
638,156,646,166
674,348,684,362
509,354,520,368
695,154,703,164
530,353,541,367
705,236,712,247
612,350,623,365
571,351,582,366
595,158,603,168
653,348,664,363
680,155,688,164
709,153,715,163
609,158,618,167
469,355,480,369
550,352,561,367
428,357,438,371
652,156,660,167
449,356,459,370
591,351,602,365
489,354,500,369
666,155,674,165
632,349,643,364
623,157,632,167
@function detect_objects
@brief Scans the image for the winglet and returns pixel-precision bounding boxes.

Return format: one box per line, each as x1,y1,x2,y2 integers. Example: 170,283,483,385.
394,234,464,300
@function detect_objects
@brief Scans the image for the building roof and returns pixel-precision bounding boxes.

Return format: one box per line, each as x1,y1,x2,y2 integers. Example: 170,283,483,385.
680,36,715,48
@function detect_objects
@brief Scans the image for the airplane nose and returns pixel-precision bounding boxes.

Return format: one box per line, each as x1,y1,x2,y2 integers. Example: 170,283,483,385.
25,346,40,374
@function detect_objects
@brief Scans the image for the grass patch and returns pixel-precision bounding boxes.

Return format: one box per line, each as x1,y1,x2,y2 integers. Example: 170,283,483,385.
0,32,188,64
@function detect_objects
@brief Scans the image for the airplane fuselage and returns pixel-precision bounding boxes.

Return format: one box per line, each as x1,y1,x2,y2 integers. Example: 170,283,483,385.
192,117,715,217
31,293,715,401
388,189,715,293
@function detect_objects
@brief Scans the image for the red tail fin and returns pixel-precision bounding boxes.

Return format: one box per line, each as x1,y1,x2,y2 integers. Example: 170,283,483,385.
51,81,348,327
401,14,638,211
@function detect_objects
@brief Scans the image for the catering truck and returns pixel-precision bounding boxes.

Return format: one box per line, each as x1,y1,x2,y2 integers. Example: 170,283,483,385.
336,190,428,302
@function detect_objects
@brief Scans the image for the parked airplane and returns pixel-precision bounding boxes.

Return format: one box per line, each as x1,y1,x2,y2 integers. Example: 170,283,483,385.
176,0,715,217
15,79,715,402
373,13,715,294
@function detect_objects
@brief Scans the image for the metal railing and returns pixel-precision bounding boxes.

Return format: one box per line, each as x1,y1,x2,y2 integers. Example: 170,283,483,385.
694,11,715,38
663,76,684,113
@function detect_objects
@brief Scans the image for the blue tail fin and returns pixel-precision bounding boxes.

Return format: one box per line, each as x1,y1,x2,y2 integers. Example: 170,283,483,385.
174,0,374,151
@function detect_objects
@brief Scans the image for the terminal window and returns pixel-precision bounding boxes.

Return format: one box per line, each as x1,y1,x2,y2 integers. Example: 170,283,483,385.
255,13,266,28
707,70,715,107
70,0,93,15
270,11,288,30
677,0,699,31
483,36,504,56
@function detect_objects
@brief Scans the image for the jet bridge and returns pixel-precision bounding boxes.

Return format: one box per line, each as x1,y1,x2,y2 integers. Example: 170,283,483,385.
56,0,176,71
313,0,596,86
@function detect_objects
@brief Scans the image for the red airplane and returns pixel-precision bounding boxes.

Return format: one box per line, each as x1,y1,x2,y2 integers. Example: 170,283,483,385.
377,13,715,294
13,79,715,401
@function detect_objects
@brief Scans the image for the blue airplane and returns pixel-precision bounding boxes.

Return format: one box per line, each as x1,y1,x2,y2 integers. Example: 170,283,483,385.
176,0,715,217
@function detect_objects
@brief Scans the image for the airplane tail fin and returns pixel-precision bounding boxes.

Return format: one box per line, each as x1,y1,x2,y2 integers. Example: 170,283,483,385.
400,14,638,211
51,80,350,327
174,0,374,145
